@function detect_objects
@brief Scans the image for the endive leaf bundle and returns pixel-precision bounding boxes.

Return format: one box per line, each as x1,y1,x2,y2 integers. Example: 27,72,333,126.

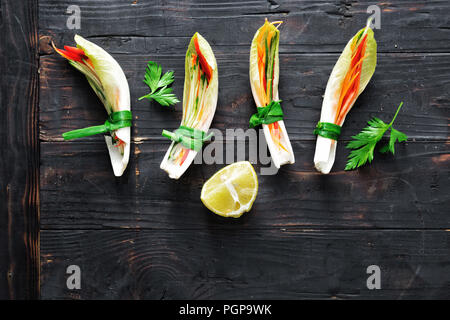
160,33,218,179
249,19,295,169
53,35,131,177
314,19,377,174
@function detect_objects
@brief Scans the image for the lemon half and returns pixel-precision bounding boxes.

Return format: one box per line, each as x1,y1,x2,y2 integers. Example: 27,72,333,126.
200,161,258,218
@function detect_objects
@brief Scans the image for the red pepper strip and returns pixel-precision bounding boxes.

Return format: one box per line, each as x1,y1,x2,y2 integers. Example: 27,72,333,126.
53,46,83,62
64,45,95,69
194,36,213,83
272,120,279,130
53,42,95,69
114,138,126,148
273,121,280,143
64,45,86,57
351,35,367,62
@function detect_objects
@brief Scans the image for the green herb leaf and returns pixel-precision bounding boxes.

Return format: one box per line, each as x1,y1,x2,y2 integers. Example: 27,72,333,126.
143,61,161,93
158,70,175,88
380,128,408,155
140,61,179,107
146,86,180,107
345,102,407,170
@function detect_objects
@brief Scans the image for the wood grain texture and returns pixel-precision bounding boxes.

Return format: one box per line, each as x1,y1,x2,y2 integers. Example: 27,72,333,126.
39,0,450,53
40,140,449,230
39,52,450,141
40,229,450,299
37,0,450,300
0,1,39,299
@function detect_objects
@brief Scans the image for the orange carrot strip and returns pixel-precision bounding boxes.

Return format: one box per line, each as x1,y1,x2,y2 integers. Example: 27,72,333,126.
82,57,95,69
334,70,361,123
269,122,288,152
333,35,368,123
336,90,357,125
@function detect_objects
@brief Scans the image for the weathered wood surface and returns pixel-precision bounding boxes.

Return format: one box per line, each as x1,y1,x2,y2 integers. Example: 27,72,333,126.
41,229,450,299
39,0,450,53
40,140,449,230
0,1,39,299
36,0,450,299
39,53,450,141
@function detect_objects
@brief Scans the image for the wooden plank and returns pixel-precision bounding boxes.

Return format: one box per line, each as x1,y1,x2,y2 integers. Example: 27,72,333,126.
40,229,450,299
0,1,39,299
39,52,450,142
40,140,450,230
39,0,450,53
37,0,450,300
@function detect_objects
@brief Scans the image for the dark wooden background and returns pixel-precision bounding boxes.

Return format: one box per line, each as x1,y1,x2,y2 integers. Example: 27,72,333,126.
0,0,448,299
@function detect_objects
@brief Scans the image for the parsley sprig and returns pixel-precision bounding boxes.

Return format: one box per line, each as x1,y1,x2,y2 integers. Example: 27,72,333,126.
345,102,408,170
139,61,180,106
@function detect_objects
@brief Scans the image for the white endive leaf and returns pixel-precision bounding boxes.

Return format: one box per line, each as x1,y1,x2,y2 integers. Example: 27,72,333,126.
74,35,131,177
314,22,377,174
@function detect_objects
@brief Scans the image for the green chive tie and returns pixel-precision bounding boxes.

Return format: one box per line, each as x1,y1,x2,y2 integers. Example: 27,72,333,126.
162,126,213,152
313,122,342,141
62,110,132,140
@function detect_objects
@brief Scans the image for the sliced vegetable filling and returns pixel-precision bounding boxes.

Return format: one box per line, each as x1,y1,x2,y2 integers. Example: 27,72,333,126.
167,33,216,167
313,18,377,174
255,19,281,106
253,19,287,152
334,29,370,126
